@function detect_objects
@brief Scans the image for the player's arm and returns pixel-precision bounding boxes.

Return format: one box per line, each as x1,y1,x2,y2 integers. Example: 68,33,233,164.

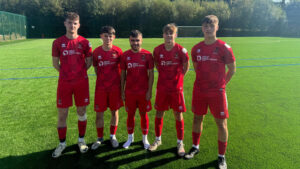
94,66,98,75
146,69,154,101
121,70,126,101
225,62,236,84
183,61,189,75
52,57,60,72
85,56,93,70
192,61,197,72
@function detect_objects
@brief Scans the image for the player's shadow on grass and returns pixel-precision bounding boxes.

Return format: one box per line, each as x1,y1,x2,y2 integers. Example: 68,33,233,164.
0,140,215,169
188,160,218,169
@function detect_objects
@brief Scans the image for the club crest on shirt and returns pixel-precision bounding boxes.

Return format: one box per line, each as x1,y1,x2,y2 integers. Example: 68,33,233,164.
85,98,89,103
197,49,201,53
160,54,164,58
78,43,82,49
98,55,102,60
127,57,131,61
141,54,146,61
112,53,117,58
61,43,66,48
175,53,179,59
213,47,219,55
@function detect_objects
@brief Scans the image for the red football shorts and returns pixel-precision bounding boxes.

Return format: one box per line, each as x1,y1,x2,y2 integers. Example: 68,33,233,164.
155,91,186,112
125,92,152,113
192,90,229,119
57,79,90,108
94,90,124,112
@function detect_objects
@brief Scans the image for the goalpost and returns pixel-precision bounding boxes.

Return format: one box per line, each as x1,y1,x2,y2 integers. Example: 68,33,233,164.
177,26,203,38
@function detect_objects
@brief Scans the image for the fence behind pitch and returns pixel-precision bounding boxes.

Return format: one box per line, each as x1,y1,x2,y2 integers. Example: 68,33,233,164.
0,11,26,41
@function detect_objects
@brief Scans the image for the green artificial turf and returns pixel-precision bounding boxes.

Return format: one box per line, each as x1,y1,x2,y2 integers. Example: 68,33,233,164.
0,37,299,169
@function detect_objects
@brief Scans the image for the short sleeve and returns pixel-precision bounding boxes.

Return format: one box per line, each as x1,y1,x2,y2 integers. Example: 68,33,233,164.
52,40,60,57
180,46,189,63
153,47,159,64
92,49,98,67
120,55,127,70
223,44,235,64
191,46,197,63
147,53,154,69
85,41,93,58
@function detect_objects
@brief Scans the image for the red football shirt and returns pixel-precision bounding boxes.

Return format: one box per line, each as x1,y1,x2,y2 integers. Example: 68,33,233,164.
120,49,154,94
52,35,92,82
93,45,123,92
191,39,235,92
153,43,189,92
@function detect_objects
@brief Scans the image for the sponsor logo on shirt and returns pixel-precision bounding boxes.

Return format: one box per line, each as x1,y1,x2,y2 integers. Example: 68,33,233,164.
182,48,187,54
127,63,144,68
63,50,68,56
161,61,179,66
197,49,201,53
196,55,217,62
160,54,164,58
98,61,116,67
89,42,92,48
61,43,66,48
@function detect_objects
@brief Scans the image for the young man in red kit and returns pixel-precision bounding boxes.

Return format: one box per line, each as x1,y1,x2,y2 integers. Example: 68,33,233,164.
51,12,92,158
120,30,154,149
148,23,189,157
91,26,123,150
184,15,236,169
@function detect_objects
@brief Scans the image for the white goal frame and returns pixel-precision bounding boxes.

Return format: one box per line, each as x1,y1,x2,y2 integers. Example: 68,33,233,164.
177,26,203,38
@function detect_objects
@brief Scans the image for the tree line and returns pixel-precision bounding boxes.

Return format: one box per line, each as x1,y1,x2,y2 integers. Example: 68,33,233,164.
0,0,292,38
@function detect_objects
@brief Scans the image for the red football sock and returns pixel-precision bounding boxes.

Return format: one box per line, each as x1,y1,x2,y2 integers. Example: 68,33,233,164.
155,117,164,137
127,111,135,134
57,127,67,142
192,132,201,146
78,120,87,138
139,112,149,135
97,127,104,138
110,125,117,135
218,140,228,155
176,120,184,140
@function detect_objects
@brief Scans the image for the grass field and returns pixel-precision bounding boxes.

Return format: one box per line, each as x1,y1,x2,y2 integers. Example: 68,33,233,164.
0,37,299,169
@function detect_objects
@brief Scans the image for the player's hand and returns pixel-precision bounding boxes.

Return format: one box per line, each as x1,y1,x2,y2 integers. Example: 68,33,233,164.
146,91,152,101
121,91,125,101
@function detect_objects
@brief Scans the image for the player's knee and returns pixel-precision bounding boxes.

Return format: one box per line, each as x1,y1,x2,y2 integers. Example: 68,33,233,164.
111,110,118,117
217,121,227,130
78,113,87,121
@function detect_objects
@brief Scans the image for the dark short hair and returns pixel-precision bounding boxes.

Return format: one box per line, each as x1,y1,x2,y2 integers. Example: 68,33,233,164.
130,30,142,38
65,12,79,21
202,15,219,25
100,26,115,35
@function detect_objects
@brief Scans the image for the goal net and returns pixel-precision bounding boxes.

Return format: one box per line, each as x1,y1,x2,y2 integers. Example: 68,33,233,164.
177,26,203,38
